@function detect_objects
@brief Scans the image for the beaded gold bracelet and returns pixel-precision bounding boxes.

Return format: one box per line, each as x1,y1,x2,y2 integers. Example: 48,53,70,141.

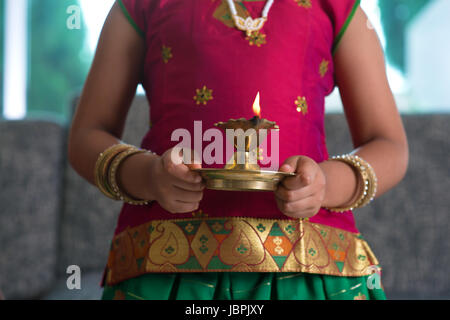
352,155,377,209
94,143,135,200
325,154,378,212
108,147,154,206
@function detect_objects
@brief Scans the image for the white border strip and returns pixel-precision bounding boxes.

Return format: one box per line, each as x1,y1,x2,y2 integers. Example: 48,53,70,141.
3,0,27,119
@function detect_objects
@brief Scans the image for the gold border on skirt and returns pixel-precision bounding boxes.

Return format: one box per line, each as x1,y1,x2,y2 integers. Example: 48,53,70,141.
105,217,380,286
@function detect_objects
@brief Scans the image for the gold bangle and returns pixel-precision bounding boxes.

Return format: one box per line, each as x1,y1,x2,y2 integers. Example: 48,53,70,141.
353,155,378,209
325,154,378,212
108,147,151,206
94,143,135,200
99,144,137,198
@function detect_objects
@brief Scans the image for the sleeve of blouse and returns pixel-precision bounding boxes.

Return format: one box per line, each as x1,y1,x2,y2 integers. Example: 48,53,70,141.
116,0,147,38
326,0,361,55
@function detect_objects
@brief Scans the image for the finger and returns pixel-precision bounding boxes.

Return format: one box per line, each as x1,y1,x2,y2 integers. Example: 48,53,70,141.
282,208,317,220
276,196,318,215
185,162,202,170
294,157,318,184
279,156,303,191
172,178,205,192
282,175,307,191
275,197,311,219
167,201,200,214
172,186,204,203
282,157,317,190
181,148,202,169
173,163,203,183
278,156,298,174
275,184,316,202
173,202,200,214
164,150,202,183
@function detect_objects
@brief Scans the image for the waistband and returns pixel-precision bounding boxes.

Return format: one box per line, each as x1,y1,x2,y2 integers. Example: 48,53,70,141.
104,217,379,286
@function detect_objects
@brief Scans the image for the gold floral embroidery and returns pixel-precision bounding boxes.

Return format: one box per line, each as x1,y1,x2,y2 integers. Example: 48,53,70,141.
354,292,367,300
194,86,214,105
257,147,264,161
161,45,173,64
192,209,209,218
246,31,267,47
105,217,380,286
113,289,126,300
295,96,308,115
295,0,312,9
319,59,329,78
211,221,223,233
185,223,195,233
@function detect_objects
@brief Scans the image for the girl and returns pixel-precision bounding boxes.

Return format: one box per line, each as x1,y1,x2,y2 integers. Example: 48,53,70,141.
68,0,408,300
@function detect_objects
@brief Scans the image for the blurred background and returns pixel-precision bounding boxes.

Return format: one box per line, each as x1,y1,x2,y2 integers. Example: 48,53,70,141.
1,0,449,123
0,0,449,300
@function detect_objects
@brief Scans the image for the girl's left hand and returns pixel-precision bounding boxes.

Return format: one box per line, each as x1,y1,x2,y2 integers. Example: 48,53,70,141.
275,155,327,219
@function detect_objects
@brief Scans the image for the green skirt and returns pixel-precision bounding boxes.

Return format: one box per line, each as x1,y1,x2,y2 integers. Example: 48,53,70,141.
101,272,386,300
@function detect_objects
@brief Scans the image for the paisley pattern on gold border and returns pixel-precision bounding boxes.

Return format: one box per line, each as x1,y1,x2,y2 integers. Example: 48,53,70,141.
105,217,380,286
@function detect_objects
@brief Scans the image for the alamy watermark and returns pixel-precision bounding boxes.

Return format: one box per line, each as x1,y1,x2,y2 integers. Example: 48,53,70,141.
66,265,81,290
366,265,382,290
66,5,81,30
170,121,280,171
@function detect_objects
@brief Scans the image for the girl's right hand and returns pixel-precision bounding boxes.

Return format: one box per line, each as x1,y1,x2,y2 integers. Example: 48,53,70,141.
148,148,205,214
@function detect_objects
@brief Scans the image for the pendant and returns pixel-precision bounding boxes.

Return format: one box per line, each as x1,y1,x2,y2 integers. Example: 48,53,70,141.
232,15,267,37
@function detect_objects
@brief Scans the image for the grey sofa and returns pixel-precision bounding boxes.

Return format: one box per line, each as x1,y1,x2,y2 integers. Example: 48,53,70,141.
0,95,449,300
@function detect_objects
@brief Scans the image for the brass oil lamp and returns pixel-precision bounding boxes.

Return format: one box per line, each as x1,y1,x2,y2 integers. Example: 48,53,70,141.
193,92,294,191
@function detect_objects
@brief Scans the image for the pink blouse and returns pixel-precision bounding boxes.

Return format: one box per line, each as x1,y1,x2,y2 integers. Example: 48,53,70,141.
114,0,361,235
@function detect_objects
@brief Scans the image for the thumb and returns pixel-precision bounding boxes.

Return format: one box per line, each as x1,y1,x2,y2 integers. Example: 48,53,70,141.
182,148,202,169
280,156,309,190
279,156,298,173
186,163,202,170
184,149,202,173
164,147,202,183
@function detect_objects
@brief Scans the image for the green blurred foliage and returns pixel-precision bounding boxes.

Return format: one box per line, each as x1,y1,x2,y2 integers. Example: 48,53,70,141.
378,0,433,72
27,0,89,124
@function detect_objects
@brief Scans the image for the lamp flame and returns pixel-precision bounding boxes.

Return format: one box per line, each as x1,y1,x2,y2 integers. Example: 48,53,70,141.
252,92,261,117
